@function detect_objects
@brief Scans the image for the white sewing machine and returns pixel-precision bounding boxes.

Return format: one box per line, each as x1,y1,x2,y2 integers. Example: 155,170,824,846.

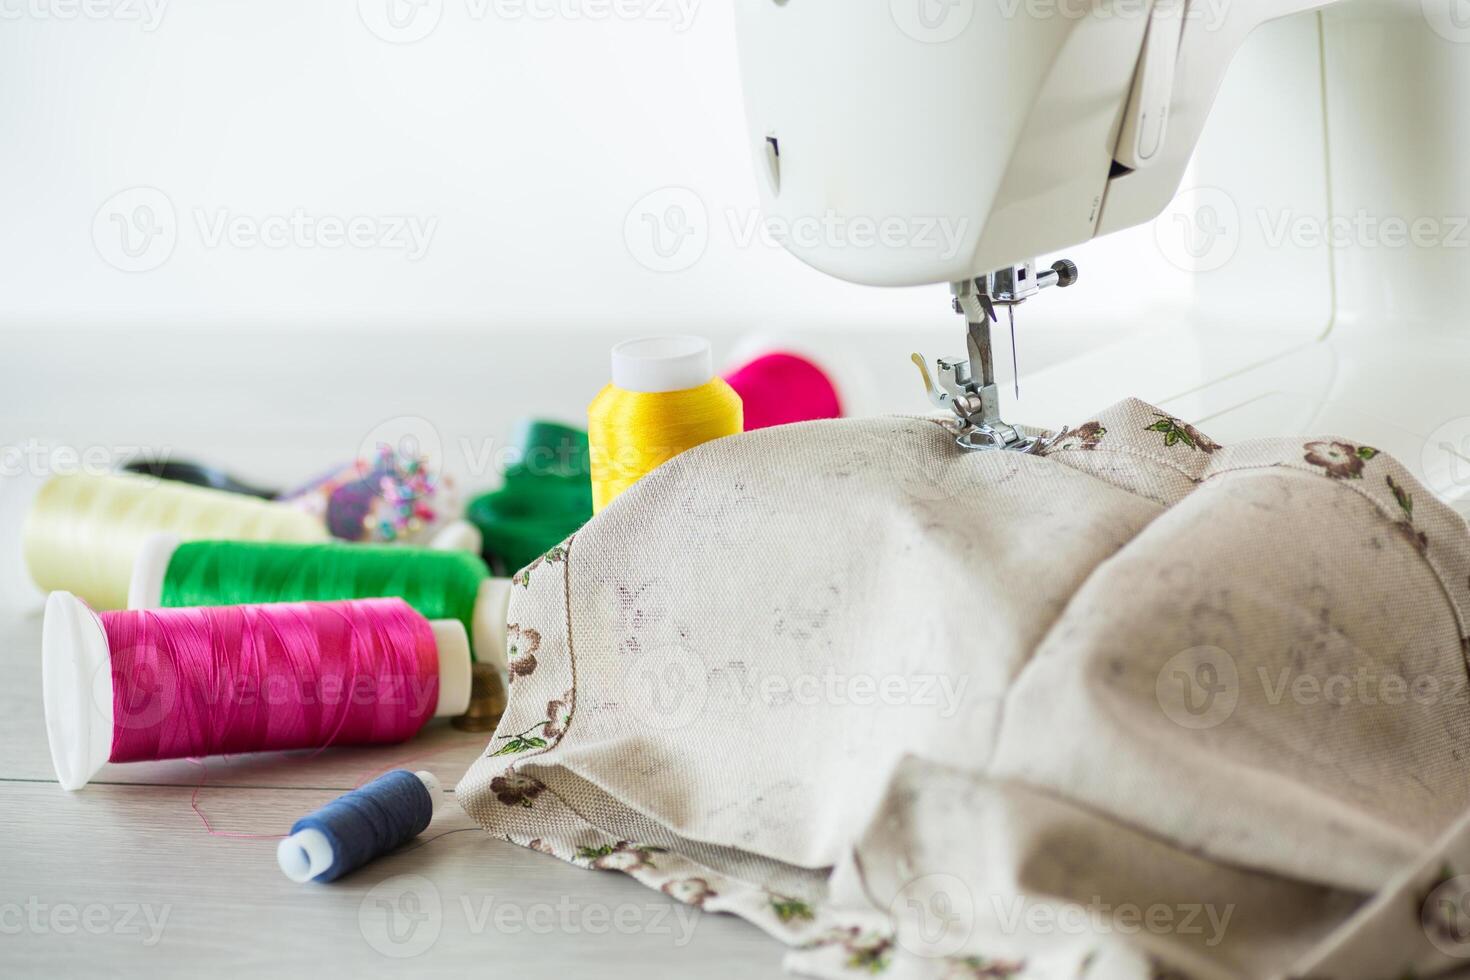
733,0,1470,512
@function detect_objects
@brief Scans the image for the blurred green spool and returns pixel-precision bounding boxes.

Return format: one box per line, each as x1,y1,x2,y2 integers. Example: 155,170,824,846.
468,420,593,576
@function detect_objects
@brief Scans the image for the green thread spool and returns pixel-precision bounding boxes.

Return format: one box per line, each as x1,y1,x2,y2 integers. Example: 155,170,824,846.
127,536,512,666
468,420,593,575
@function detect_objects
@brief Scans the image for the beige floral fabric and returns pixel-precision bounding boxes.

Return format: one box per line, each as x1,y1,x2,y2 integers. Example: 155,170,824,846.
456,399,1470,979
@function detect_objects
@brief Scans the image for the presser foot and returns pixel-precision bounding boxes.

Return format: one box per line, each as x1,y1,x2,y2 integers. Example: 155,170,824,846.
911,260,1078,454
910,353,1044,454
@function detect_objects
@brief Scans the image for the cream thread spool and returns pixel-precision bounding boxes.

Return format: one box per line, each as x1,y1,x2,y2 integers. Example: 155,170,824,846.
22,472,329,610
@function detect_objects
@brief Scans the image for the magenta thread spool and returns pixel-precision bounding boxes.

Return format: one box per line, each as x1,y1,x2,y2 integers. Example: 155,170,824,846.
723,351,843,430
41,594,472,791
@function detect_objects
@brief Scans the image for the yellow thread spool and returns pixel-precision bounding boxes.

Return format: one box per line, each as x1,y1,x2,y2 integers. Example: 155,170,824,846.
22,472,328,610
588,337,743,513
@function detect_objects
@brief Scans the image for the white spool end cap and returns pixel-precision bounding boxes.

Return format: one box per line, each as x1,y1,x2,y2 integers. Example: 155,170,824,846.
610,336,713,394
42,591,114,791
473,577,512,670
414,770,443,814
277,827,335,884
127,533,182,610
429,620,472,718
429,519,482,554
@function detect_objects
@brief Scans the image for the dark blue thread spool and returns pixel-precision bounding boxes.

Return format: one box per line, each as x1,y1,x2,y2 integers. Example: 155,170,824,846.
277,769,440,883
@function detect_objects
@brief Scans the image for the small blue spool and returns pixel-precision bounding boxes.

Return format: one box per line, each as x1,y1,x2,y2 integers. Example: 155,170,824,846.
277,770,440,883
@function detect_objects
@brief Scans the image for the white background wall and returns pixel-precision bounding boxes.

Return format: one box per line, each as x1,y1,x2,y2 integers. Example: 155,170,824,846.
0,0,1189,335
0,3,1356,502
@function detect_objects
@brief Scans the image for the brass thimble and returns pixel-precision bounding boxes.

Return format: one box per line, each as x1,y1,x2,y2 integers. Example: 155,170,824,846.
452,662,508,733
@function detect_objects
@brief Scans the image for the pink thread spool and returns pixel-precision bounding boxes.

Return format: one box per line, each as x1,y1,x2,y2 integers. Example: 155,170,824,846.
41,593,472,791
722,351,842,431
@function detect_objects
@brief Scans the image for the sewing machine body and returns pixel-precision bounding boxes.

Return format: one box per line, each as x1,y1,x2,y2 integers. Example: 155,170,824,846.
734,0,1470,513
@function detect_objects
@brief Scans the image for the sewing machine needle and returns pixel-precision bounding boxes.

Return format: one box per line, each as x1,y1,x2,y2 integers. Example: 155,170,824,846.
1008,305,1019,399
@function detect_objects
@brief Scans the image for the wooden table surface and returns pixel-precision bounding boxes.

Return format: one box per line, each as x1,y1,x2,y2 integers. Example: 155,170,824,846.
0,603,788,978
0,325,845,978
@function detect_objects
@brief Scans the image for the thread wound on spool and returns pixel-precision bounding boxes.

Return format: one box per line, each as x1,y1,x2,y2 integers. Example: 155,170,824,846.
157,540,491,660
722,352,842,431
101,598,440,764
467,419,593,576
279,770,437,883
590,337,743,513
23,473,326,610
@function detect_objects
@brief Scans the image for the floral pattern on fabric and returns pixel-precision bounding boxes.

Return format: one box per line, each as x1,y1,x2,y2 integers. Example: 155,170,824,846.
662,877,719,908
1388,474,1431,555
455,404,1470,980
579,841,668,872
513,543,568,588
771,894,816,924
506,623,540,680
542,692,573,741
943,956,1027,979
490,690,574,756
1043,421,1107,454
1303,440,1379,479
488,770,545,808
1145,414,1220,454
814,927,894,974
